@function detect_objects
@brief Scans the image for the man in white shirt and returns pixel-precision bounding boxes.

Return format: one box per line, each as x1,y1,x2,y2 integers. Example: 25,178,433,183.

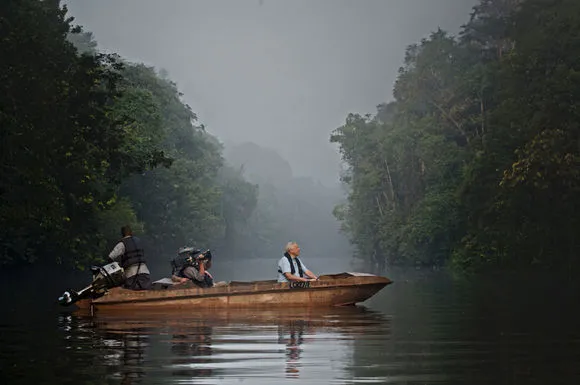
277,242,318,283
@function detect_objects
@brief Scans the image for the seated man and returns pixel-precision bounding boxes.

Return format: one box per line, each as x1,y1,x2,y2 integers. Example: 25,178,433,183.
108,225,151,290
171,247,215,288
277,241,318,283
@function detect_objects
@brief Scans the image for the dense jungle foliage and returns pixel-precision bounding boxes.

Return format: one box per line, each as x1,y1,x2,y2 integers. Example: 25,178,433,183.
331,0,580,272
6,0,576,274
0,0,258,269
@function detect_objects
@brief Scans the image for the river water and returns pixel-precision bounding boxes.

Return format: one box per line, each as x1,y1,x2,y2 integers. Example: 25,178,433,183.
1,264,579,384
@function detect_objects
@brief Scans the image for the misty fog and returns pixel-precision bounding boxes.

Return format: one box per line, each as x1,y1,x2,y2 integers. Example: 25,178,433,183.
65,0,477,187
58,0,477,279
6,1,580,383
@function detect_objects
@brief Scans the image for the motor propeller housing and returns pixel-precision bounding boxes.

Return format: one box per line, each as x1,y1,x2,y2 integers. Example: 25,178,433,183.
57,262,125,306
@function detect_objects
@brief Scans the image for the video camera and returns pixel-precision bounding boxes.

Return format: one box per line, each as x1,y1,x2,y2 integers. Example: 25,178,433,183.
173,247,212,272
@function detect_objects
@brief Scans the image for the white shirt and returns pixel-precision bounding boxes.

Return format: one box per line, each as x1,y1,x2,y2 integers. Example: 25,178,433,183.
277,255,307,282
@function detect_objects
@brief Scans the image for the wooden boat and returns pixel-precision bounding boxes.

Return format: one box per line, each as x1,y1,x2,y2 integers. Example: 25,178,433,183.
75,272,392,314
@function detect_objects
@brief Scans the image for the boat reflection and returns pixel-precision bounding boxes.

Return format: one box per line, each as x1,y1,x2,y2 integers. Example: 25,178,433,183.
118,333,148,385
169,320,215,378
68,306,390,382
57,313,149,385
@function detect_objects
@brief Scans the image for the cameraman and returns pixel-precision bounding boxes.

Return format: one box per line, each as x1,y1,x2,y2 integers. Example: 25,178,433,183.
173,250,214,288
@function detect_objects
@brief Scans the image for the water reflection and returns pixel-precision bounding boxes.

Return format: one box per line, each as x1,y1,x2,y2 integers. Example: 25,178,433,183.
67,306,390,384
57,313,150,384
169,321,214,379
4,271,580,385
117,333,148,385
277,319,308,377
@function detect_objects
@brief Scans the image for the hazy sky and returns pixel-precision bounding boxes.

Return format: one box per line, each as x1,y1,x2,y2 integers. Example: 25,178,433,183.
65,0,477,186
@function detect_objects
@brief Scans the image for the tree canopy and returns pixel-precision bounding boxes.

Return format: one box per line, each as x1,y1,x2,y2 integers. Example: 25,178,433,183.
331,0,580,272
0,0,258,269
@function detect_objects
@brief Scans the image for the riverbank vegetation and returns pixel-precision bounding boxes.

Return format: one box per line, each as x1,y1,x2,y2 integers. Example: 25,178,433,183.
331,0,580,272
0,0,257,268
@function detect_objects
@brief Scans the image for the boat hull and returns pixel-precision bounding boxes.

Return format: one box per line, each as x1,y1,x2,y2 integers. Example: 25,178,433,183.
76,272,392,314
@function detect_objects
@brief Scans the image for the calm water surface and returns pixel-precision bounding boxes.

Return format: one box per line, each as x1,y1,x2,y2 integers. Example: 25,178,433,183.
1,268,579,384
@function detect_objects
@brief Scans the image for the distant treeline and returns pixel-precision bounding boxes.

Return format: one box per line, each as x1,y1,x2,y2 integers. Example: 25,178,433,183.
331,0,580,272
0,0,258,268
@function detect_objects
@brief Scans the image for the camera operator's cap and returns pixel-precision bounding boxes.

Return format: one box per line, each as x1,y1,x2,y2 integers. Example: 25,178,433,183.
178,246,200,255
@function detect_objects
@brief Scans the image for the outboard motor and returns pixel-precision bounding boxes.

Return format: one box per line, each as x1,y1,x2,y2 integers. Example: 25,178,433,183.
58,262,126,306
